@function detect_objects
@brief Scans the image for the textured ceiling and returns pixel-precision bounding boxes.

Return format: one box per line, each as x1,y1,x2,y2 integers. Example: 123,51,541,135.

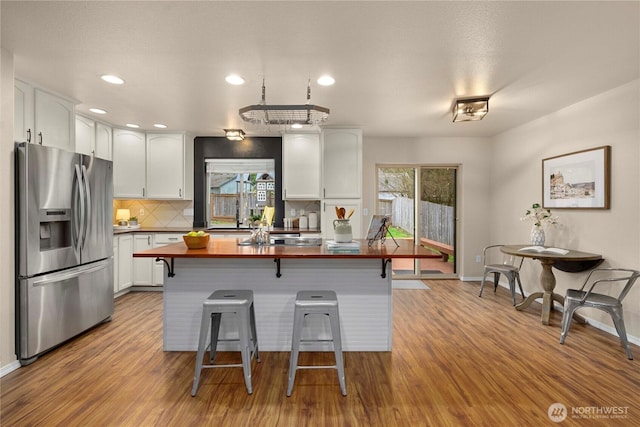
2,1,639,138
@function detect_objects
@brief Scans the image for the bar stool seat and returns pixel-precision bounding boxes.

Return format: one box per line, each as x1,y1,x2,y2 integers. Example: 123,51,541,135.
287,290,346,396
191,289,260,396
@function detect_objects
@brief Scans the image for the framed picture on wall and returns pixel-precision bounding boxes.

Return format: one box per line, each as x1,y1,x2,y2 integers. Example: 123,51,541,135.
542,145,611,209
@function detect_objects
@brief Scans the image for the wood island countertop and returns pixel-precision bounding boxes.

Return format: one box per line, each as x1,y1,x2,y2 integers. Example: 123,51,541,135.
134,238,437,259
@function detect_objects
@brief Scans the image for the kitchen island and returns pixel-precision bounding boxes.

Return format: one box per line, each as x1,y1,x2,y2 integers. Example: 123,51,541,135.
134,238,437,352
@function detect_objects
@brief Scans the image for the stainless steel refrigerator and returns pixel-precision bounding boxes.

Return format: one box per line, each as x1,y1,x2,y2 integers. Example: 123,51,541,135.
15,142,114,365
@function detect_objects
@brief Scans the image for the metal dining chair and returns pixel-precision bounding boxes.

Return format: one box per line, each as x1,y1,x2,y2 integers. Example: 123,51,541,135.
560,268,640,360
479,244,526,305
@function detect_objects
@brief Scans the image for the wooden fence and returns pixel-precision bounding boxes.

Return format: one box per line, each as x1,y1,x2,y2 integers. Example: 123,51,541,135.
379,197,454,245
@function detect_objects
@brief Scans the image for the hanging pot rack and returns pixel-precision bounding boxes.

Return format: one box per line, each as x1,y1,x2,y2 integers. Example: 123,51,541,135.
239,79,330,126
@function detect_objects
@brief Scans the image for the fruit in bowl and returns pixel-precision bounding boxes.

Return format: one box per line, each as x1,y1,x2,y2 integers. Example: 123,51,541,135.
183,231,210,249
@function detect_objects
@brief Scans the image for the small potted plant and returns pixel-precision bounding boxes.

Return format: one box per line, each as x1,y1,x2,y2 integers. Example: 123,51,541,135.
128,216,138,226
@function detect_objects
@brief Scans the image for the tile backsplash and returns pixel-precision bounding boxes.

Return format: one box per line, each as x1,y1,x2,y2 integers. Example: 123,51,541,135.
113,200,194,228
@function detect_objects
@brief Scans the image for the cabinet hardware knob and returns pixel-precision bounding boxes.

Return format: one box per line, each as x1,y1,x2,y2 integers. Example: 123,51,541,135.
38,132,43,145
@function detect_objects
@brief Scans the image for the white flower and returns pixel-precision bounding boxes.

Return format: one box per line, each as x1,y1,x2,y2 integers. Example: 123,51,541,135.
521,203,559,228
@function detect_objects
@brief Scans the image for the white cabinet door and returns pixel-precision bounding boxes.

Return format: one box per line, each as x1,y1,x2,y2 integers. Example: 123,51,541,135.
95,122,112,160
146,133,185,199
133,234,153,286
34,88,75,151
322,129,362,199
113,129,146,198
14,80,34,143
75,115,95,156
153,233,183,285
282,133,321,199
117,234,133,291
113,237,119,294
321,200,362,240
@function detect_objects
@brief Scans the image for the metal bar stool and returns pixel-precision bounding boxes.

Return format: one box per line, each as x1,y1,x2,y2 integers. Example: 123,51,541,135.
287,290,346,396
191,289,260,396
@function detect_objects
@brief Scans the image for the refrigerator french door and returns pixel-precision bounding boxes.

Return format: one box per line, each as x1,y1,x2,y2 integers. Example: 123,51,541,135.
16,142,114,365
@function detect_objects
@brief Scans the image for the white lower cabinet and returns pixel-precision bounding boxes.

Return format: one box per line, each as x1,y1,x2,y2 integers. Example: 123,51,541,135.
153,233,183,285
113,237,119,293
133,234,154,286
117,234,133,292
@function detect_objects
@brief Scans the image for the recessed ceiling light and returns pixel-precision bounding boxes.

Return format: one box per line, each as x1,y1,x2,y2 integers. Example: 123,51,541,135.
154,123,167,129
125,123,140,129
89,108,107,114
101,74,125,85
317,75,335,86
291,123,303,129
225,74,245,85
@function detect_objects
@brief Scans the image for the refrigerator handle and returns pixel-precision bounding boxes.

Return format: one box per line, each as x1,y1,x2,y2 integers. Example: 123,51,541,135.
81,165,92,250
74,164,86,254
72,165,82,255
31,260,110,286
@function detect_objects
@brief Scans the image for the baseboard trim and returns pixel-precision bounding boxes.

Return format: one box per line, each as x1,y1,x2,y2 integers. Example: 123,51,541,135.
0,360,21,378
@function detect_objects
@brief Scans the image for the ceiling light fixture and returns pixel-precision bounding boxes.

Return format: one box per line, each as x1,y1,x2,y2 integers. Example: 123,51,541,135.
89,108,107,114
225,129,245,141
239,79,330,126
317,75,335,86
101,74,124,85
125,123,140,129
225,74,245,85
154,123,167,129
452,96,490,122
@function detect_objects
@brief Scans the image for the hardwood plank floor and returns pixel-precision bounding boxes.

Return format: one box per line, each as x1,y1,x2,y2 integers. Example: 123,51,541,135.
2,280,639,426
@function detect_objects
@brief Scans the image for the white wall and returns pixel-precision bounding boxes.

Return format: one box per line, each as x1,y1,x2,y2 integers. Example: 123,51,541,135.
1,48,18,372
491,80,640,339
362,136,493,278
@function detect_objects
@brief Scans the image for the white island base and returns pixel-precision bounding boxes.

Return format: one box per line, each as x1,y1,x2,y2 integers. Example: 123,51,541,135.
163,257,393,352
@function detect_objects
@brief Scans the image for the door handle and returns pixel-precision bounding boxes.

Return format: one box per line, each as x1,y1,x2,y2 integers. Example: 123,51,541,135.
38,132,43,145
27,129,31,143
179,188,182,197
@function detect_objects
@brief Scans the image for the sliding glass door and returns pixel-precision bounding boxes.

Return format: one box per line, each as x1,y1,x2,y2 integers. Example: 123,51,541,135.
377,165,457,278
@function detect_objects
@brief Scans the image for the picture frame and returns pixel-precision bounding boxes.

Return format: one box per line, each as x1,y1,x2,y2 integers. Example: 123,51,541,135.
542,146,611,209
366,214,389,240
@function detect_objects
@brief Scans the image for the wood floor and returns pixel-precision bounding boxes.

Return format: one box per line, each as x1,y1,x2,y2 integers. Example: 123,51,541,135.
2,280,640,426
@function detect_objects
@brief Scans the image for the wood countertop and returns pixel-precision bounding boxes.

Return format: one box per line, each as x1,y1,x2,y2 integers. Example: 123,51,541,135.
133,238,438,259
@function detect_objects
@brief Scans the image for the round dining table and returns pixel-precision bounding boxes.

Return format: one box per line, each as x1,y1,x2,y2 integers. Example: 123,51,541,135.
500,245,603,325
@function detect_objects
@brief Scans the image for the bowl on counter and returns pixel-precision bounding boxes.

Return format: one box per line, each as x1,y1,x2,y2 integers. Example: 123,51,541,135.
183,234,210,249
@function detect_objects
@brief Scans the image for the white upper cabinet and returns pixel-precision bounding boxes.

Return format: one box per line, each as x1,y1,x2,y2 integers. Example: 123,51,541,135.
75,115,112,160
146,133,193,200
75,115,96,156
282,133,322,200
15,79,75,151
95,122,113,160
322,129,362,199
113,129,146,198
34,88,75,151
113,131,193,200
14,80,34,143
